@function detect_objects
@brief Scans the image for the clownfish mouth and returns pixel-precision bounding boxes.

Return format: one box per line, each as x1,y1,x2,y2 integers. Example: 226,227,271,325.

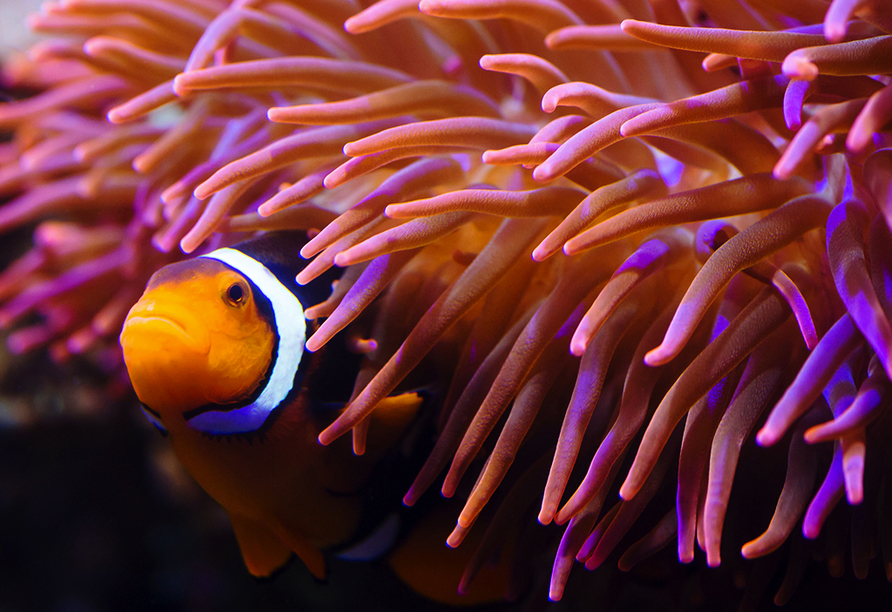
121,310,210,355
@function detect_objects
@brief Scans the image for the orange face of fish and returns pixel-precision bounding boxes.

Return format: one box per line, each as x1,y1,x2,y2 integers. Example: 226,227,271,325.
120,257,276,421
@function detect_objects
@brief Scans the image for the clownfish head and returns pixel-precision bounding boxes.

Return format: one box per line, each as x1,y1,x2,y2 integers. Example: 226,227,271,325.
120,234,333,437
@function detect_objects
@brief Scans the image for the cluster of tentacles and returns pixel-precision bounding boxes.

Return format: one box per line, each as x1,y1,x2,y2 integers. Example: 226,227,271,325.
1,0,892,606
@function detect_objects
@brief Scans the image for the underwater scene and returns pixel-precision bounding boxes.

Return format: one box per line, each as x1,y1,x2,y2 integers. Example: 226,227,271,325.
2,0,892,610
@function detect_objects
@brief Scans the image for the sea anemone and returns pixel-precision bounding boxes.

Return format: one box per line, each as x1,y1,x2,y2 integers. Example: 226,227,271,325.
1,0,892,607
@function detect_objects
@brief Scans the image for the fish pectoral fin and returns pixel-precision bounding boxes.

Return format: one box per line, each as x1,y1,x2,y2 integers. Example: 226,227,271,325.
364,391,425,458
228,513,293,578
271,519,327,581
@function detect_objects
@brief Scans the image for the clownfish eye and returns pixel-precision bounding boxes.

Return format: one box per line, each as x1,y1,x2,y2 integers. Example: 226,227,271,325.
224,281,248,306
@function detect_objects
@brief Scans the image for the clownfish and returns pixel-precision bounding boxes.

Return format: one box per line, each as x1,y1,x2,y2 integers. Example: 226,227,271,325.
119,231,424,580
120,231,514,605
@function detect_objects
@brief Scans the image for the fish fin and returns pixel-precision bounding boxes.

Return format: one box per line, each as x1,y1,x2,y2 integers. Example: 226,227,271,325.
364,391,425,458
337,512,401,561
271,519,328,580
388,500,511,606
228,513,293,578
